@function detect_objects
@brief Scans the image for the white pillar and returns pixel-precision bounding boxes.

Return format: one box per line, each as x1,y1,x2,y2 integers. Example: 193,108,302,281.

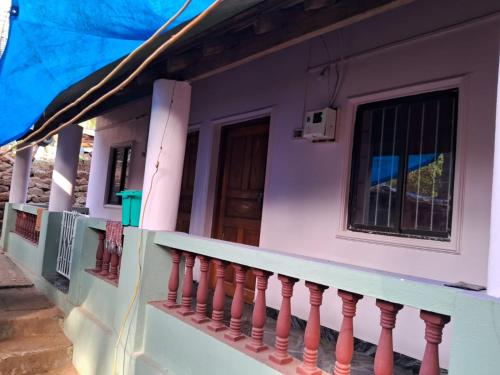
48,124,83,212
487,48,500,297
9,146,33,204
140,79,192,231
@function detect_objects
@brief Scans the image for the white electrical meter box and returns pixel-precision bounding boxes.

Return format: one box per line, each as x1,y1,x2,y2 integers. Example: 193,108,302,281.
303,107,337,141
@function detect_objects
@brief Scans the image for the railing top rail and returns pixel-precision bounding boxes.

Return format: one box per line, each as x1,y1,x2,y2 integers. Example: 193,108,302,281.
87,217,107,231
153,230,498,316
11,203,45,215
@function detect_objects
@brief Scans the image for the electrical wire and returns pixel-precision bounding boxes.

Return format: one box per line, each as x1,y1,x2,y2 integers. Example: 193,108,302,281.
7,0,192,151
117,82,176,375
103,1,223,373
4,0,222,156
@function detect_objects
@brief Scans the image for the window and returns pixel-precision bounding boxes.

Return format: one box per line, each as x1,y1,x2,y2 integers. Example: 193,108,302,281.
106,145,132,205
348,89,458,240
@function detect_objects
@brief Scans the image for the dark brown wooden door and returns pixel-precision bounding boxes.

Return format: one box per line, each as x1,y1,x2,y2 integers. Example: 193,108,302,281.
211,118,269,303
176,131,199,233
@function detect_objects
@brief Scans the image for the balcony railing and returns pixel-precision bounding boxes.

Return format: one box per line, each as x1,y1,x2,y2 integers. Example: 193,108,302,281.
153,231,497,375
13,207,40,244
87,221,123,286
3,206,499,375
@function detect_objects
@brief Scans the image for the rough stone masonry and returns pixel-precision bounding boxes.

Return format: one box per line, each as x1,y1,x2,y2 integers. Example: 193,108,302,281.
0,149,91,235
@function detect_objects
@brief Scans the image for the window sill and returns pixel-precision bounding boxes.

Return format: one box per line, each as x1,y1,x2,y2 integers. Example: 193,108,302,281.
335,229,459,254
103,204,122,209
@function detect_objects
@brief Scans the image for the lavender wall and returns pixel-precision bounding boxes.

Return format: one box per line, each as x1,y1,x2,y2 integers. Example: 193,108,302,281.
85,0,500,366
87,97,151,221
186,0,500,366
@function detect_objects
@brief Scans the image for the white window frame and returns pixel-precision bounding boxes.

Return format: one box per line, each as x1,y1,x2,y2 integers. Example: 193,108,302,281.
336,76,468,254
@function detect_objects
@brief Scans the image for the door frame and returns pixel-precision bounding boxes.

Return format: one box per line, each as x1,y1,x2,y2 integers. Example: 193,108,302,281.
198,107,275,243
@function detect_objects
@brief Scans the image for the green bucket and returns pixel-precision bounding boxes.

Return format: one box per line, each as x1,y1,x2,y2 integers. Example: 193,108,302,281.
117,190,143,227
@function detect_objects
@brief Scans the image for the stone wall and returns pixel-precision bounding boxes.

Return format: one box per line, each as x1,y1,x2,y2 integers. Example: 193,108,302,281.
0,151,91,232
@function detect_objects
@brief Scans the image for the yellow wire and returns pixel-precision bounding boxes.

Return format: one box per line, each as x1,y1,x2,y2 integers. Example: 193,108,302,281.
6,0,222,156
109,2,223,373
6,0,192,151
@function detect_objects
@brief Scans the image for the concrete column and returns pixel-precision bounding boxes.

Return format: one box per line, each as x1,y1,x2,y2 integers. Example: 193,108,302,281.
48,124,83,212
487,48,500,297
9,146,33,203
140,79,191,230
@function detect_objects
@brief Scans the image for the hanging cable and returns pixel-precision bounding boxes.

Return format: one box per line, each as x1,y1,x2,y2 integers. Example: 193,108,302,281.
7,0,192,151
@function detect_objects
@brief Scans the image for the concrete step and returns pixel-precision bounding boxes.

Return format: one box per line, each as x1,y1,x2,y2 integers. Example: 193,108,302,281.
0,306,64,341
40,364,80,375
0,334,73,375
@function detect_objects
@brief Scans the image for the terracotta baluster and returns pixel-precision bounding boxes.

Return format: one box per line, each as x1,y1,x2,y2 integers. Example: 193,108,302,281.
225,264,247,341
117,254,121,277
334,290,363,375
419,311,450,375
100,248,111,276
178,252,196,316
192,255,211,323
31,216,36,242
108,252,119,280
165,249,182,309
374,300,403,375
269,275,299,365
94,231,105,272
297,282,329,375
208,260,228,332
28,215,33,241
246,269,272,352
15,213,19,234
21,213,26,237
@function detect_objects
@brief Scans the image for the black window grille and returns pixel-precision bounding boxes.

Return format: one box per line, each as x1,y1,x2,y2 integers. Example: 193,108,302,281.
348,89,458,240
106,145,132,205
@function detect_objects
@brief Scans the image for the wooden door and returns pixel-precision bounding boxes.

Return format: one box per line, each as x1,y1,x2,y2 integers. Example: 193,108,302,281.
211,118,269,303
176,131,199,232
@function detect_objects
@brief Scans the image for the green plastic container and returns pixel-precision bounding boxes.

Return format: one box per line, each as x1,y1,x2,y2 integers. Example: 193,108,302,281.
117,190,143,227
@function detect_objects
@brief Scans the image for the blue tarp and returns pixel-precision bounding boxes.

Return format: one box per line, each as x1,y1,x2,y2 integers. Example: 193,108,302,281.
371,154,438,186
0,0,212,146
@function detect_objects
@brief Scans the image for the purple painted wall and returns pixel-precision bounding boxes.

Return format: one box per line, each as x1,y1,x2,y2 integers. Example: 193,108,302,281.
86,0,500,366
186,0,500,365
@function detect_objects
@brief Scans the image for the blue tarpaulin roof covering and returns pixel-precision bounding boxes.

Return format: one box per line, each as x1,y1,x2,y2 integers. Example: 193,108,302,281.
0,0,212,146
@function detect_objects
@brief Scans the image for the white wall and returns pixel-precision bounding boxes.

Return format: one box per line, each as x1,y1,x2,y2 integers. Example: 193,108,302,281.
186,0,500,366
87,97,151,220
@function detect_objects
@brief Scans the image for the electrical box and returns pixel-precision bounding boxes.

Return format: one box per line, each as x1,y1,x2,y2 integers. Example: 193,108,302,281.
303,107,337,141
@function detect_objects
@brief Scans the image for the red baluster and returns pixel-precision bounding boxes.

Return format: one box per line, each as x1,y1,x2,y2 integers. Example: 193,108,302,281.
225,264,247,341
208,260,228,332
246,269,272,352
334,290,363,375
117,254,121,278
374,300,403,375
28,215,33,241
419,311,450,375
108,252,119,280
165,250,182,309
178,252,196,316
30,215,35,242
297,282,329,375
192,255,211,324
21,213,26,237
269,275,299,365
100,247,111,276
94,231,105,272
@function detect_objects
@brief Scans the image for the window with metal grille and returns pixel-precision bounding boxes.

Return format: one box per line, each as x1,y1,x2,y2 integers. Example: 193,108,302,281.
348,89,458,240
106,145,132,205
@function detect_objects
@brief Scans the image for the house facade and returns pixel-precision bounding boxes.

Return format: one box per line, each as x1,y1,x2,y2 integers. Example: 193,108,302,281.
2,0,500,374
